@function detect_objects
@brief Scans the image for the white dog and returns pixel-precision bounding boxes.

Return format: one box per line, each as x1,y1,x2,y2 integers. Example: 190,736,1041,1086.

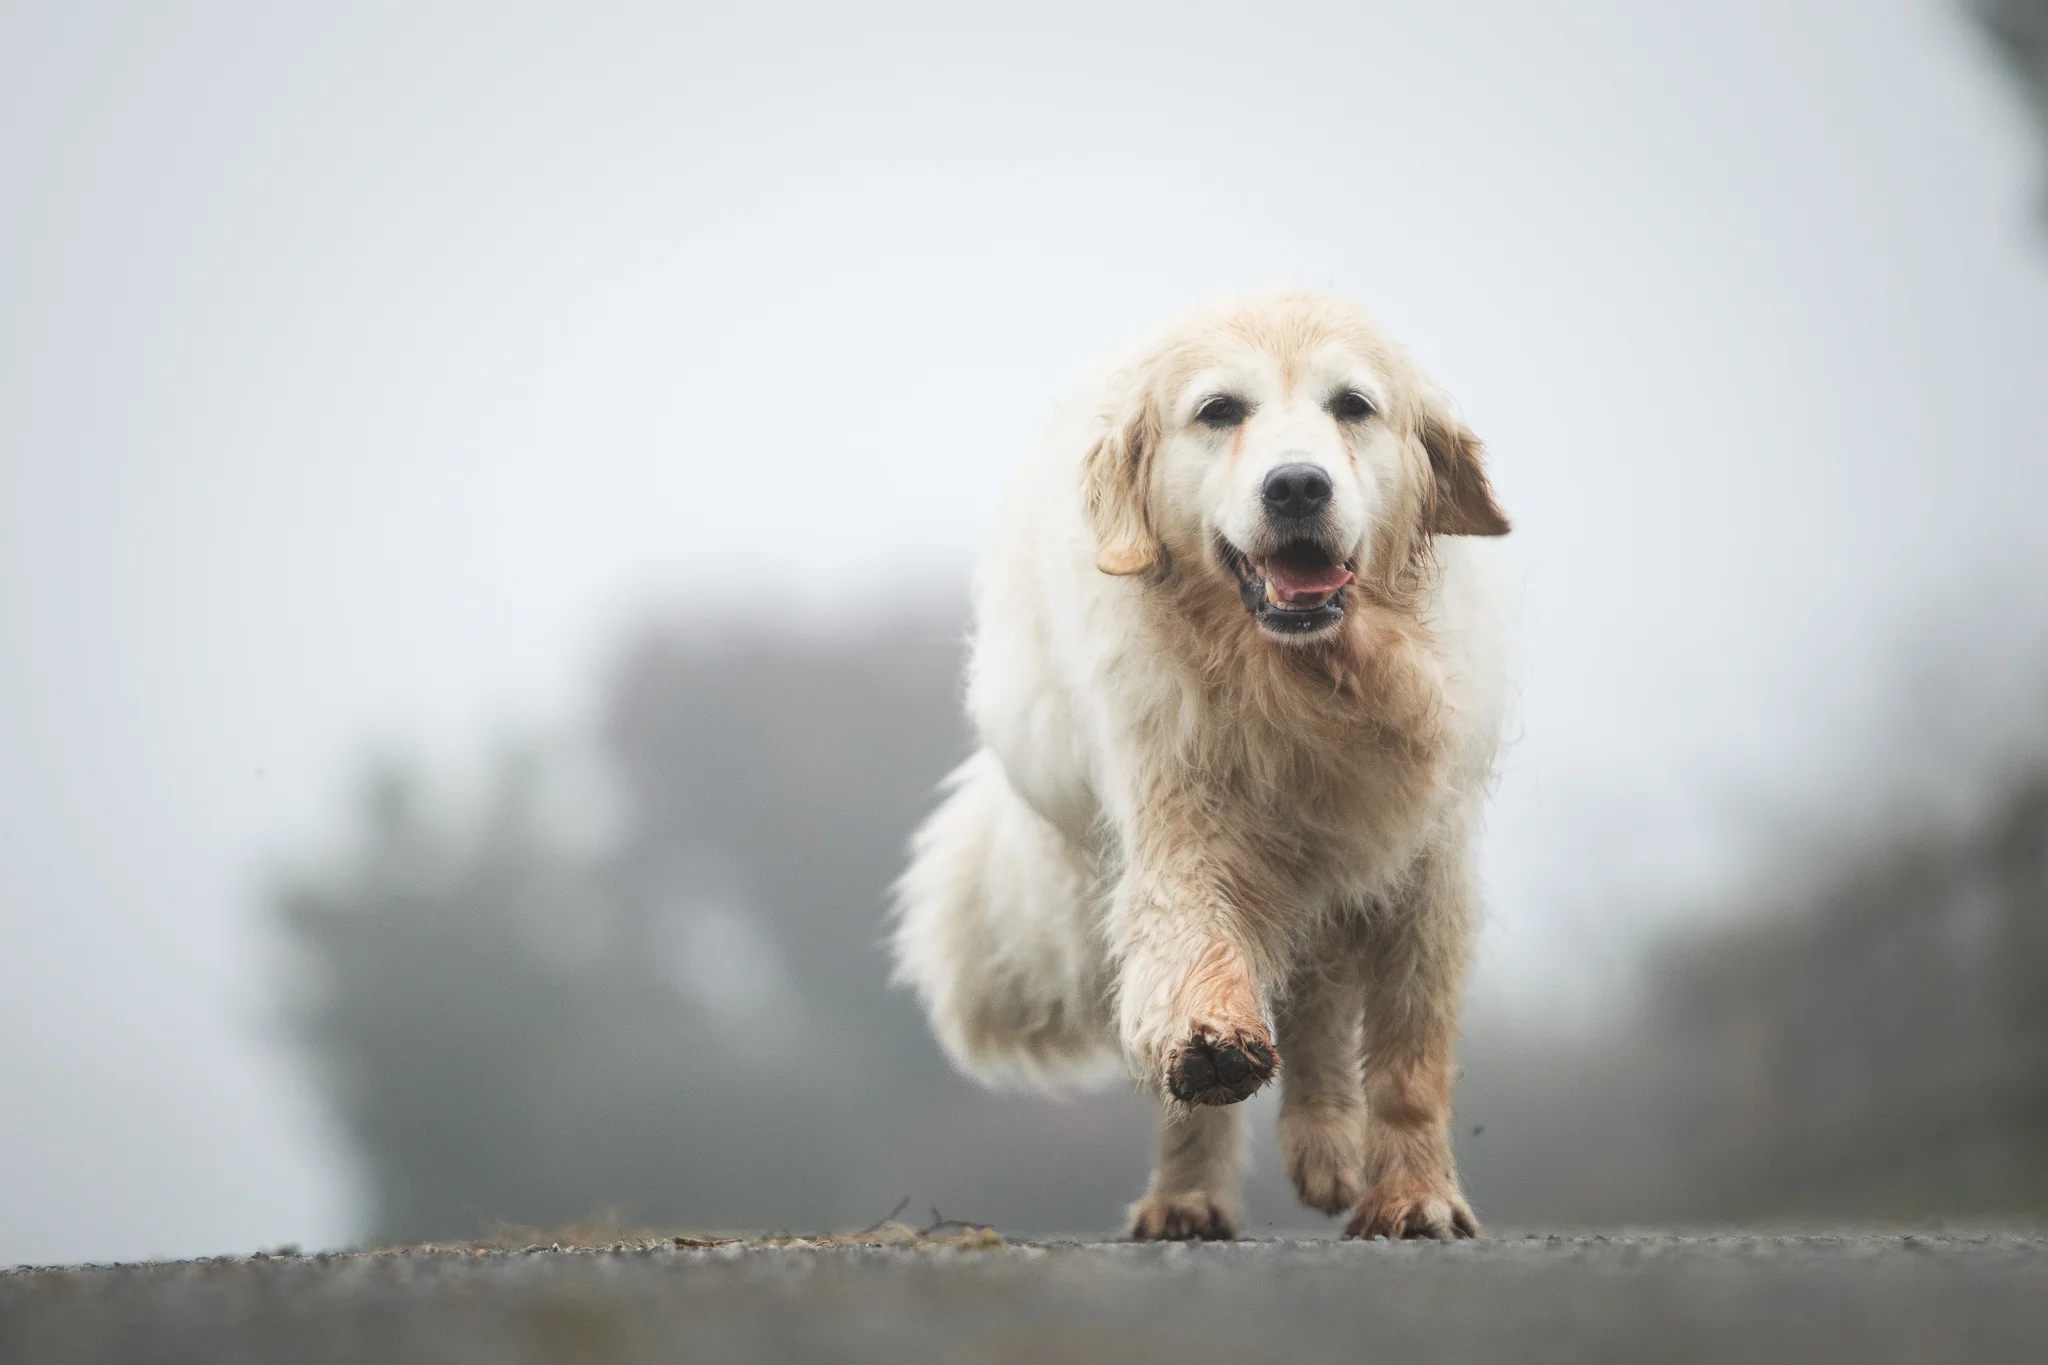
893,291,1510,1240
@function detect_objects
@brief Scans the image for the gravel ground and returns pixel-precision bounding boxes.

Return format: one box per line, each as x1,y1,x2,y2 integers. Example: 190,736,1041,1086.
5,1232,2047,1365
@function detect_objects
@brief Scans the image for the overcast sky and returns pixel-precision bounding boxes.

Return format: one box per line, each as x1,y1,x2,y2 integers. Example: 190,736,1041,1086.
3,0,2045,1264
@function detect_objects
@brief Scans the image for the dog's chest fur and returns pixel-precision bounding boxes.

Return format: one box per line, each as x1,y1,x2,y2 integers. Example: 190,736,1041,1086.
1129,591,1457,905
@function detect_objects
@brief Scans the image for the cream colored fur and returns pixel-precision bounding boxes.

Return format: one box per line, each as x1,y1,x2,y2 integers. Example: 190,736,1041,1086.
892,290,1510,1240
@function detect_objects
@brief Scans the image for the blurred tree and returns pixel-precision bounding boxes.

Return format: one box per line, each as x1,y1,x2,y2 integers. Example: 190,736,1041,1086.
597,606,975,1089
1975,0,2048,210
278,754,888,1242
1457,767,2048,1227
1650,775,2048,1218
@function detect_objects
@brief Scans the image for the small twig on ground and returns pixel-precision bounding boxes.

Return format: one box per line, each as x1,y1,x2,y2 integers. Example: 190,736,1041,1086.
920,1208,994,1236
853,1196,913,1237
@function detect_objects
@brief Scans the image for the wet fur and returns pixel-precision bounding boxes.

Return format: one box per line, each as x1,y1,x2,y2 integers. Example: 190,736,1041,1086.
892,291,1509,1240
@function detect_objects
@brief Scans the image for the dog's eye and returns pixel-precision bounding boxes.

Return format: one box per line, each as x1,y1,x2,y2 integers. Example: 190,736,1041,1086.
1330,390,1374,421
1195,395,1247,427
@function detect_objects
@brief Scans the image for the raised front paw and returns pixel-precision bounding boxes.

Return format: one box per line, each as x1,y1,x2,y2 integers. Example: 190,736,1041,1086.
1343,1186,1478,1241
1128,1191,1238,1241
1165,1026,1277,1106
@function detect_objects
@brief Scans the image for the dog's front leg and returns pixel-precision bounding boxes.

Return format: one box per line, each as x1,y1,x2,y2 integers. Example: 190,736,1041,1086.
1110,843,1283,1108
1345,841,1480,1240
1111,821,1287,1240
1127,1102,1245,1240
1116,882,1267,1240
1276,931,1368,1217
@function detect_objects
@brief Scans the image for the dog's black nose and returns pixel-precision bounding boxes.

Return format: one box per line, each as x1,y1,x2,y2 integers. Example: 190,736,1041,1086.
1261,462,1333,519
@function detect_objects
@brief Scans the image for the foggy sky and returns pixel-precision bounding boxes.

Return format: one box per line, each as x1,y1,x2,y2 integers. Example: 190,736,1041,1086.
3,0,2045,1263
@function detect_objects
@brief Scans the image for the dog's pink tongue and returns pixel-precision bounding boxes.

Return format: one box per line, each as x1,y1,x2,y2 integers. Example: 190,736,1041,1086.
1260,560,1354,604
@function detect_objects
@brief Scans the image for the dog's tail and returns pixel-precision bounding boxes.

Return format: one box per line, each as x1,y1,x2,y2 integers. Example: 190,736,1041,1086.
890,749,1122,1091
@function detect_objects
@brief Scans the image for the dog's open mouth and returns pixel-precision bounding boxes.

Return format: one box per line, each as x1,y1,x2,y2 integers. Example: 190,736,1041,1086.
1220,539,1355,636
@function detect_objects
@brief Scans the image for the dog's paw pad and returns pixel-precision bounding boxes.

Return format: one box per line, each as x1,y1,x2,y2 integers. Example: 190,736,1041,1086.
1343,1191,1479,1241
1128,1193,1237,1242
1166,1030,1276,1106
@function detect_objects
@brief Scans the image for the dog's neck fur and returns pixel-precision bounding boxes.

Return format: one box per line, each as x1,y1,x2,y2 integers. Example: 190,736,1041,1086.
1148,542,1450,751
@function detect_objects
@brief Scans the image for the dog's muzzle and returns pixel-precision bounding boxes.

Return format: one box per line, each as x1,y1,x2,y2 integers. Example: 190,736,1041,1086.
1220,537,1354,637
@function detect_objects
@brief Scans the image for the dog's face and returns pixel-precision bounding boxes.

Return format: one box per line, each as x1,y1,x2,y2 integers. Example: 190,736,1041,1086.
1161,340,1394,639
1086,294,1509,642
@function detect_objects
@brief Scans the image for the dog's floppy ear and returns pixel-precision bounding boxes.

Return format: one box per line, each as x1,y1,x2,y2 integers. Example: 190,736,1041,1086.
1418,398,1510,537
1084,389,1163,575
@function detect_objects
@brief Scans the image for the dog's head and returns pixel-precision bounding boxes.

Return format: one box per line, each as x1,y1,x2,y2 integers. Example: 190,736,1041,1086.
1085,292,1508,641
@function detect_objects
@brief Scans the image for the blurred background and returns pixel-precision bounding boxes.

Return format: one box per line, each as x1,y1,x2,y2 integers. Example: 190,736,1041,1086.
3,0,2047,1263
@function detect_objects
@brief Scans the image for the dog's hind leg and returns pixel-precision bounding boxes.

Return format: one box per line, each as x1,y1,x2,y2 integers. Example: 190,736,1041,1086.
1127,1102,1245,1240
891,749,1119,1087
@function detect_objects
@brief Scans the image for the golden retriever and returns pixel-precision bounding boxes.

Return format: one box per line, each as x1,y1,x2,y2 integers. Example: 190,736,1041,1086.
893,290,1510,1240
